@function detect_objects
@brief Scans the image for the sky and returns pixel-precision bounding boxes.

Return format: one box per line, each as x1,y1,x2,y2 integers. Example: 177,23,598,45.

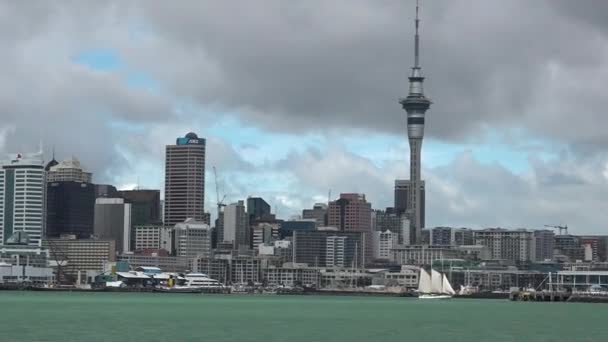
1,0,608,234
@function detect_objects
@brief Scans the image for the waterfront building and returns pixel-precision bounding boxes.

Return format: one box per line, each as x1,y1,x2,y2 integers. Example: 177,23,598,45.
328,193,372,264
230,257,261,284
390,245,460,266
223,200,248,248
133,224,173,254
164,132,206,226
174,219,212,259
292,230,365,268
0,152,46,246
375,265,419,289
191,257,230,284
43,237,116,282
46,157,92,183
94,198,131,253
0,244,49,268
46,181,95,238
279,219,316,239
0,263,54,284
373,230,399,260
302,203,328,227
474,228,533,262
264,263,319,287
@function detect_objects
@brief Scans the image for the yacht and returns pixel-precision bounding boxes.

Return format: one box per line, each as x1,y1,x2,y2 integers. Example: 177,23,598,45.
417,268,456,299
184,273,224,289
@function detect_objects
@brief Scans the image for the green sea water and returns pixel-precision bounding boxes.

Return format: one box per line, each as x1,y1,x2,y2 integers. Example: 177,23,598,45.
0,292,606,342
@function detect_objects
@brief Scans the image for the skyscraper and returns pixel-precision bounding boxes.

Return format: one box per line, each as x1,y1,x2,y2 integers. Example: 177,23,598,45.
328,193,372,264
46,181,95,238
46,157,95,238
399,3,431,244
164,132,206,226
223,200,248,248
94,198,131,253
0,152,46,246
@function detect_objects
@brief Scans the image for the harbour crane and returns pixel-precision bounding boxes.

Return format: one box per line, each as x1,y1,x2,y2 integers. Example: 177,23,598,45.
544,224,568,235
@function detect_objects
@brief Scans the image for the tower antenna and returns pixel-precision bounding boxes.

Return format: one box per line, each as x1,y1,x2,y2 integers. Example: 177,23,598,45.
414,0,420,68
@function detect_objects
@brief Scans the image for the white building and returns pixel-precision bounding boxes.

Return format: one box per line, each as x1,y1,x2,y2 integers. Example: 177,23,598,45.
133,225,173,254
46,157,92,183
374,230,398,260
326,236,346,268
0,152,46,246
174,219,211,258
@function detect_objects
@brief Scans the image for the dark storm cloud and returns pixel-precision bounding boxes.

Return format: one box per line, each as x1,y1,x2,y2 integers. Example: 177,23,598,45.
118,0,608,148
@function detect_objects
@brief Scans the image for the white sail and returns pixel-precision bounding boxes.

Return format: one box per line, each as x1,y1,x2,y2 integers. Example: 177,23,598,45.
442,274,456,295
418,269,432,293
431,269,443,294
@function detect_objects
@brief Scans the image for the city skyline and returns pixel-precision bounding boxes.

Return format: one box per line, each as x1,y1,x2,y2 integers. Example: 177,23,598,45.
2,1,608,233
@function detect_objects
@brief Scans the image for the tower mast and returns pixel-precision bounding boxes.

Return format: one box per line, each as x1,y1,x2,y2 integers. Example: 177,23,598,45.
399,0,431,244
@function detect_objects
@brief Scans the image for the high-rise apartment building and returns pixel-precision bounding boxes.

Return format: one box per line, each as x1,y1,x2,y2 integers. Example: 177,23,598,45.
223,200,248,248
93,198,131,254
0,152,46,246
328,193,372,264
174,219,212,258
164,132,206,226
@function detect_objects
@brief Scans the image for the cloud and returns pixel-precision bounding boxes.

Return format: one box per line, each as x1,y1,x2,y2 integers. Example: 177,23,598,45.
2,1,608,233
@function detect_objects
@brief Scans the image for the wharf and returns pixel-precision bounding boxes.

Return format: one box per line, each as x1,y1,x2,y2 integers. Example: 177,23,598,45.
510,290,608,303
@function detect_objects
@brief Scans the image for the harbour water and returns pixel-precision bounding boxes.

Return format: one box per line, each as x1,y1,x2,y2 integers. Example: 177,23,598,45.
1,292,606,342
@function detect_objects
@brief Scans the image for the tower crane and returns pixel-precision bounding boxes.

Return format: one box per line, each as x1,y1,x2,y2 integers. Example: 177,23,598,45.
213,166,226,217
544,224,568,235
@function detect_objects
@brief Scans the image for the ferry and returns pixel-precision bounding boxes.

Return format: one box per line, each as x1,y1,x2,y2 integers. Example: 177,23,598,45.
183,273,224,289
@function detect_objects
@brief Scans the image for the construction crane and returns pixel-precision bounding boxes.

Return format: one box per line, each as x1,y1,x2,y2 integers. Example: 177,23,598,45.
545,224,568,235
213,166,226,218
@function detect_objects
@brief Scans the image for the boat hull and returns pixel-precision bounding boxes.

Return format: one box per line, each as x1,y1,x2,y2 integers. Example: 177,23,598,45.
418,294,452,299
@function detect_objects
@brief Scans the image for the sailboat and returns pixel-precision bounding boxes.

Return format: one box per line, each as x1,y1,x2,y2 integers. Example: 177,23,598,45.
417,268,455,299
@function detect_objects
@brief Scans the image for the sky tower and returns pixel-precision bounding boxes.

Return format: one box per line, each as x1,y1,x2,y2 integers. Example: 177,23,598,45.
399,1,431,244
